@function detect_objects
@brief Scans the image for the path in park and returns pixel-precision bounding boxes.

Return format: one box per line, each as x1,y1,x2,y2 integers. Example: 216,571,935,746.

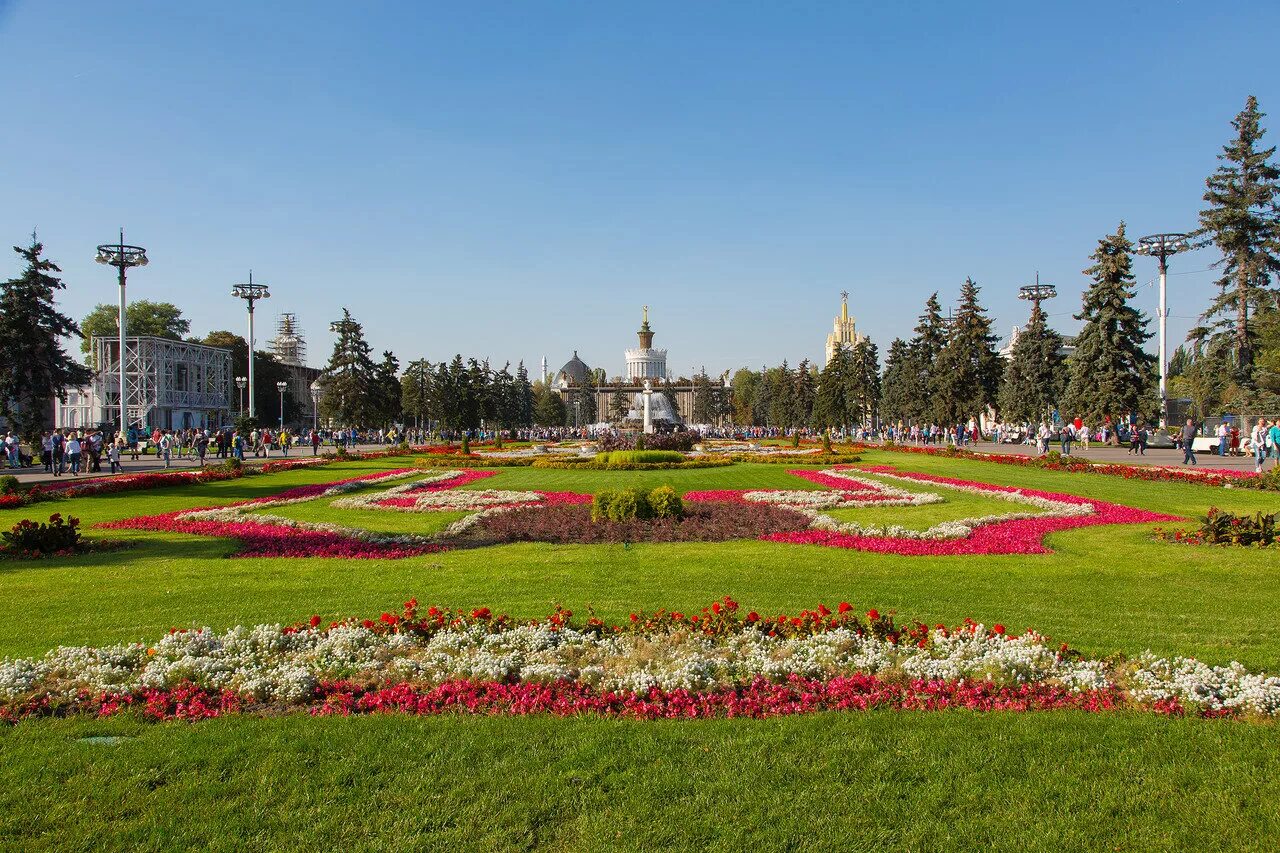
3,444,389,486
6,437,1264,487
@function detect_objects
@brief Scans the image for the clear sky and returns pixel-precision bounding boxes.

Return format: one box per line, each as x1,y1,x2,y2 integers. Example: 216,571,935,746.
2,1,1276,380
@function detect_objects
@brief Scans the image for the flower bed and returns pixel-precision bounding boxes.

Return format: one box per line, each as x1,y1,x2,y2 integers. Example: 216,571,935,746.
2,598,1275,723
1153,507,1278,547
97,469,447,558
478,501,812,545
757,466,1178,555
853,442,1256,487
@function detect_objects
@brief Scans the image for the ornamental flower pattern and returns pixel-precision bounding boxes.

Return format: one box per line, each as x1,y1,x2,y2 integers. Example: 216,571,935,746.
1,599,1274,723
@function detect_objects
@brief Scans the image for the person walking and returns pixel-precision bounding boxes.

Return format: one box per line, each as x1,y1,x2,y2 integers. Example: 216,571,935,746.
107,441,121,474
3,432,19,469
1270,420,1280,467
1252,421,1269,473
1181,419,1199,466
195,431,209,467
66,434,82,475
41,432,53,473
1216,421,1230,457
310,429,320,456
1060,422,1073,455
158,430,173,469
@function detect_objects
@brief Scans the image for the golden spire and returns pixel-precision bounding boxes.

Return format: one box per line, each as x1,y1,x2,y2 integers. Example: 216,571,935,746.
840,290,849,322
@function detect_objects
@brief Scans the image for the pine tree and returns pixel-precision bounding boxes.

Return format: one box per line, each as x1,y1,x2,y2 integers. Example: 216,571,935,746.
767,362,794,428
848,338,881,426
319,309,378,426
910,294,946,422
610,387,631,422
813,352,849,430
373,350,401,427
1064,223,1157,423
933,278,1001,426
533,385,566,426
692,368,715,424
400,359,433,430
515,362,534,428
878,338,915,426
998,302,1065,424
0,238,92,440
792,359,816,427
1196,96,1280,386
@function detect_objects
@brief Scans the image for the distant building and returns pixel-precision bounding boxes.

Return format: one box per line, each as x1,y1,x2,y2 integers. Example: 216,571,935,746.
54,335,233,431
625,306,668,381
269,313,307,366
998,325,1077,361
825,291,866,366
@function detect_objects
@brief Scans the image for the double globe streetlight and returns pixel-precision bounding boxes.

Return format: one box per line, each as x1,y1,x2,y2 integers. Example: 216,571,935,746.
276,380,289,431
94,231,148,434
1134,233,1194,428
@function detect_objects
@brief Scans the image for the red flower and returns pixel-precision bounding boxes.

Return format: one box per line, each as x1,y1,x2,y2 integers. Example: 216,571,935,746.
746,612,759,623
867,609,880,621
992,624,1006,636
711,602,722,614
309,615,321,628
838,602,852,614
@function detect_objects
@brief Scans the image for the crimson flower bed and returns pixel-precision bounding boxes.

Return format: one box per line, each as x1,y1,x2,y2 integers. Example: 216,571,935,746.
476,501,813,544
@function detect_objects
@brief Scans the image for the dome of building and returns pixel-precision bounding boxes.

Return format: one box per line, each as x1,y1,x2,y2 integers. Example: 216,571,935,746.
553,351,592,387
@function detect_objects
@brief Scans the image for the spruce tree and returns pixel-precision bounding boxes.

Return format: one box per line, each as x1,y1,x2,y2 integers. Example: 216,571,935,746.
319,309,378,426
400,359,433,430
814,352,849,430
609,387,631,422
515,362,534,428
373,350,401,427
878,338,915,426
692,368,716,424
0,238,92,440
910,294,946,422
998,302,1065,424
1197,96,1280,385
933,278,1001,426
792,359,816,427
1064,223,1157,424
533,386,566,426
848,338,881,426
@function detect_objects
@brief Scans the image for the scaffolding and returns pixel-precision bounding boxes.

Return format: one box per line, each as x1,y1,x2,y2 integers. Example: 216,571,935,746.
91,336,232,430
270,313,307,367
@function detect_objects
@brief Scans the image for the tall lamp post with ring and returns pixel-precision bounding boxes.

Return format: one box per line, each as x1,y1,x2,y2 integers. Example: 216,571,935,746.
235,376,247,416
231,274,270,418
276,381,288,431
1018,277,1058,426
1134,233,1193,429
94,231,148,435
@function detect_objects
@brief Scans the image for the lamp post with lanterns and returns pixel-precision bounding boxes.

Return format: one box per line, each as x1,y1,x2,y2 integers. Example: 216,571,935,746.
235,376,247,416
231,274,270,418
1134,233,1193,428
276,381,288,431
310,379,322,432
94,231,148,434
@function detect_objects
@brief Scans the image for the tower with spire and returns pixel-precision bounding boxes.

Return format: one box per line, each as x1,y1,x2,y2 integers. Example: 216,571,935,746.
824,291,865,366
625,305,668,381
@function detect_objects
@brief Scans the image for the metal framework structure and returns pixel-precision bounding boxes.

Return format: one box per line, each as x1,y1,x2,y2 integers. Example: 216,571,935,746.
92,336,232,430
1018,274,1057,312
270,313,307,366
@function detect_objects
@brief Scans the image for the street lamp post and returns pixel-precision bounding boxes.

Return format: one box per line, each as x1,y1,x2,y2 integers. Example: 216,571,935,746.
1135,233,1192,429
235,377,247,416
1018,279,1058,426
310,379,322,432
276,381,288,431
231,274,270,419
94,231,148,436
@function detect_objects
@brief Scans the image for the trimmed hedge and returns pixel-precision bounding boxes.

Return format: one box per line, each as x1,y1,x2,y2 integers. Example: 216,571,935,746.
596,450,685,465
531,457,733,471
724,453,863,465
591,485,684,522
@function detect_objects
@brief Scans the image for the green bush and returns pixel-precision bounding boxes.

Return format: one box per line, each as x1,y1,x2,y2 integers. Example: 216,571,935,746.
648,485,683,519
821,431,832,454
790,431,801,448
460,435,470,455
635,434,647,451
0,475,18,495
597,450,684,465
590,492,613,522
591,488,655,522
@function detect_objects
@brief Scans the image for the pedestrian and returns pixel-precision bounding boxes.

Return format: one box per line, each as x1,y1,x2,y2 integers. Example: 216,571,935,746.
158,430,172,469
3,432,18,469
1252,420,1268,473
195,431,208,467
66,434,82,475
1061,422,1073,455
1180,418,1198,466
1216,421,1230,457
41,432,53,473
1270,420,1280,466
311,429,320,456
107,441,121,474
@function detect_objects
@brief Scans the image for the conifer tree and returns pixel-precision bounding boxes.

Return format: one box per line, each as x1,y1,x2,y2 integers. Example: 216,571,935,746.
933,278,1001,426
0,238,92,440
533,385,566,426
692,368,716,424
319,309,378,426
1196,96,1280,385
878,338,915,426
373,350,401,427
909,293,946,422
400,359,433,430
1064,223,1157,423
998,302,1065,424
847,338,881,426
814,352,849,430
792,359,816,427
515,362,534,428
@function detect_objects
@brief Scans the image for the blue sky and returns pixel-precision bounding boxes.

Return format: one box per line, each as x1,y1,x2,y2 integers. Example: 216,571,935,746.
1,1,1276,380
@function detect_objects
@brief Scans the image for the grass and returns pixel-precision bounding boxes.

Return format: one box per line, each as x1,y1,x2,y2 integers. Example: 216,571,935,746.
1,452,1278,848
1,713,1278,851
822,471,1042,530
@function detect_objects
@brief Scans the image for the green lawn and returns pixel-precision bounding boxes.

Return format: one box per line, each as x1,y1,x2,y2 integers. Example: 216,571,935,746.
1,452,1277,849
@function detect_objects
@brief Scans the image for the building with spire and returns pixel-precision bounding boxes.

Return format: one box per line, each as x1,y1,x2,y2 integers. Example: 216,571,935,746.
625,306,668,381
824,291,865,366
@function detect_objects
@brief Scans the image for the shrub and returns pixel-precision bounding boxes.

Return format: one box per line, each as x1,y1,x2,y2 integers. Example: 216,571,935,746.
598,450,684,465
821,431,832,454
1193,507,1277,546
2,513,81,556
597,432,698,452
590,492,614,522
460,435,471,455
634,434,647,451
0,475,19,495
648,486,683,519
590,488,653,522
1242,467,1280,492
790,432,801,448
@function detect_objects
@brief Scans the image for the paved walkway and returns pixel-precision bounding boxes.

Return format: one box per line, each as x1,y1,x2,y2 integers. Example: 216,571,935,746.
2,443,394,486
879,440,1264,473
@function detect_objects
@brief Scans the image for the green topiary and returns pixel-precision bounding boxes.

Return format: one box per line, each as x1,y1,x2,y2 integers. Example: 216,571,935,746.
0,475,18,495
821,430,832,454
790,431,801,448
460,435,471,455
590,491,614,523
648,485,683,519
